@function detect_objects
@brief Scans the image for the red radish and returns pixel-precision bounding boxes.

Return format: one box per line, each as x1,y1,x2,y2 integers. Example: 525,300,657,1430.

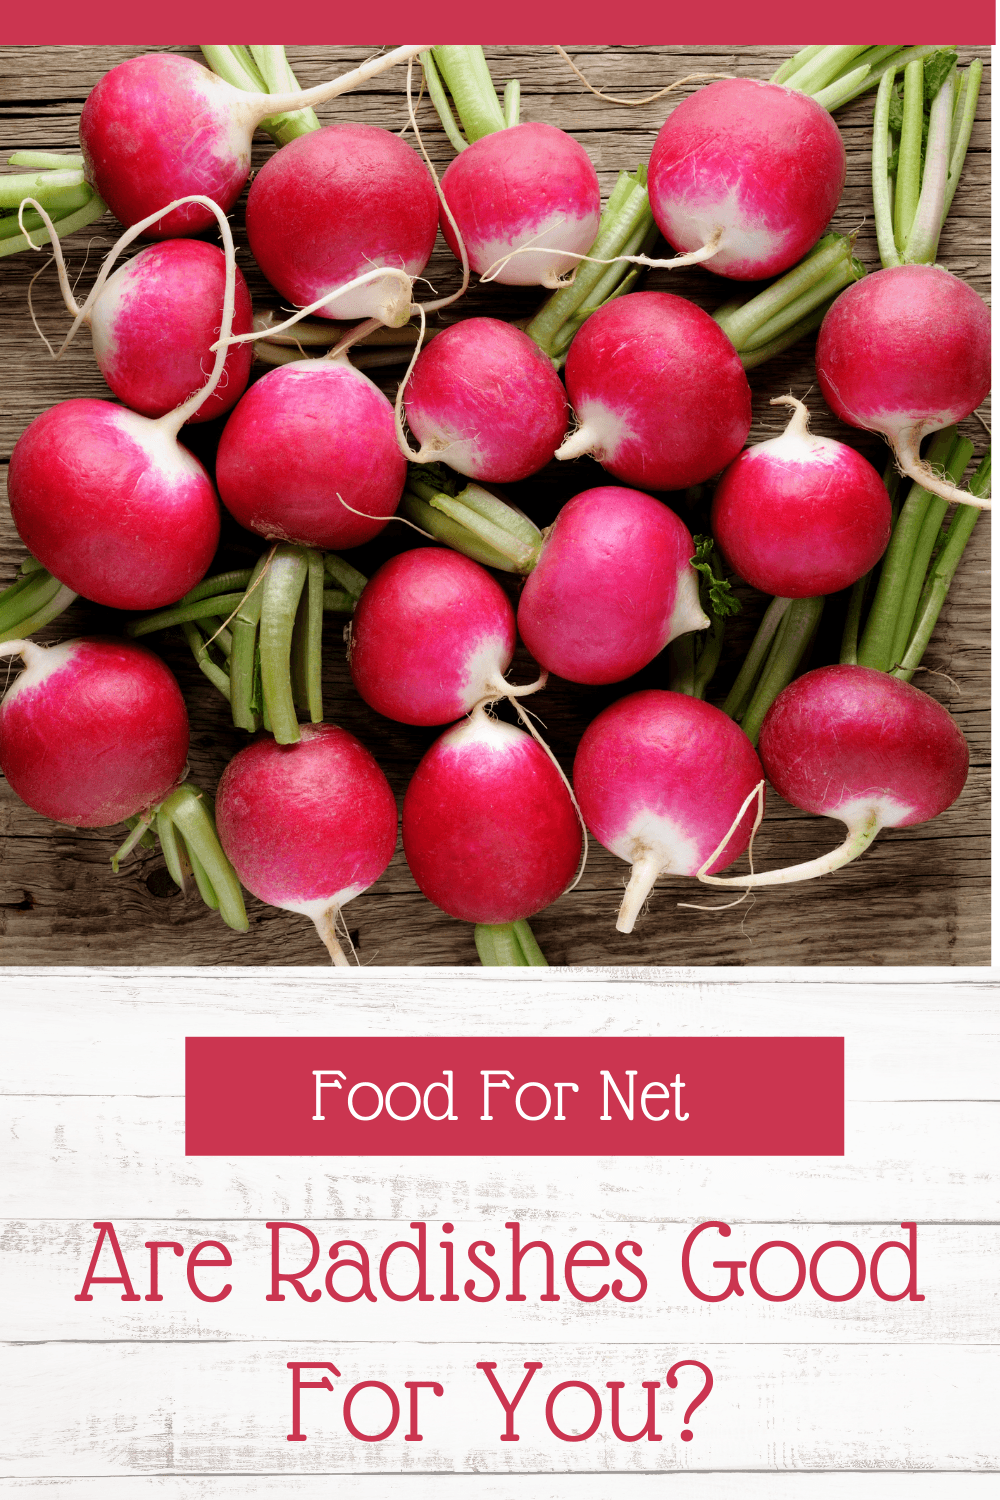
215,355,406,550
556,292,752,490
711,395,892,597
246,122,439,325
215,723,398,965
573,690,764,933
78,47,430,239
700,665,969,889
648,79,846,278
815,264,992,509
349,549,523,726
439,122,601,287
403,708,582,924
0,636,188,827
7,195,238,610
518,486,708,685
86,241,253,423
403,318,568,481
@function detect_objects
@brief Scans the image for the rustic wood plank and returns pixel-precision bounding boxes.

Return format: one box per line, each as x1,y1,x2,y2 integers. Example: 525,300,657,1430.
0,46,990,967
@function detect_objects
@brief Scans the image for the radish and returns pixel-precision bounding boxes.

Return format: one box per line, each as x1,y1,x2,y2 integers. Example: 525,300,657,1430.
7,194,240,610
815,265,992,509
215,354,406,550
349,549,527,726
700,665,969,888
402,707,582,925
403,318,569,481
555,292,752,490
438,121,601,287
0,636,188,827
215,723,398,965
422,48,601,288
0,634,248,929
711,395,892,597
647,78,846,278
246,122,439,325
517,486,709,685
573,690,764,933
31,222,254,423
85,241,252,423
78,47,430,238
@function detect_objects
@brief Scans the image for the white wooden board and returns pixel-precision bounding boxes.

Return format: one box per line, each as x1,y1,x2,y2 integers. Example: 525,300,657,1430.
1,973,997,1485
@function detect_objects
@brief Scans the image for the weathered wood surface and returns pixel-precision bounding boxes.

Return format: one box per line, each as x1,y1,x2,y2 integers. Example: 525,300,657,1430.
0,47,991,967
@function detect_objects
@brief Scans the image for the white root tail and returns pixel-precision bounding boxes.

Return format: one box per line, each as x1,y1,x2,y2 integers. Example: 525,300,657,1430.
894,427,992,510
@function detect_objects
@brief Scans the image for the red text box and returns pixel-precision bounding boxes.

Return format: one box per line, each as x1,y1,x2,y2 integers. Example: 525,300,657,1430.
186,1037,843,1156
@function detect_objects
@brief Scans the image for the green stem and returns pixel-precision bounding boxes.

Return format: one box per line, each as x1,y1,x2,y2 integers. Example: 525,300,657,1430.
771,46,825,85
0,185,106,256
180,621,232,701
0,168,86,208
526,170,653,357
474,920,549,966
404,472,543,573
289,548,325,723
8,150,85,169
892,449,989,681
722,597,792,720
419,50,468,153
260,544,309,744
429,47,507,143
323,553,368,600
156,785,249,932
230,554,268,733
872,66,901,268
738,597,825,747
857,429,962,672
692,612,727,699
893,59,925,253
0,569,77,642
943,59,982,221
903,64,955,264
668,634,696,695
713,233,861,354
783,45,870,98
127,593,247,637
200,44,320,144
503,78,521,128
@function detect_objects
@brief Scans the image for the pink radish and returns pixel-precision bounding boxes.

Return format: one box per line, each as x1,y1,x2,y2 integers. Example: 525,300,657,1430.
28,219,254,423
402,708,582,924
86,241,253,423
815,264,992,508
700,665,969,889
0,636,188,827
215,355,406,550
215,723,398,965
573,690,764,933
556,292,752,490
711,395,892,597
647,78,846,278
78,47,429,238
403,318,568,481
349,549,526,726
439,122,601,287
246,122,439,325
7,195,238,610
517,486,709,685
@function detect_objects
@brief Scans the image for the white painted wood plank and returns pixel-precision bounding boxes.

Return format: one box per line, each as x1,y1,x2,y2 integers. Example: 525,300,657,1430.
1,1097,994,1221
2,975,997,1099
1,1343,996,1475
4,1220,991,1344
4,1476,1000,1496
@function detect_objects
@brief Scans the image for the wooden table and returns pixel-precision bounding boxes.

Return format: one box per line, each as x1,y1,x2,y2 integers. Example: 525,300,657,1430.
0,46,990,967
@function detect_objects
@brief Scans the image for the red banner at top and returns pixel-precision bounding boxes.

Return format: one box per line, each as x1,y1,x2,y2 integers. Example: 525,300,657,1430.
185,1036,844,1157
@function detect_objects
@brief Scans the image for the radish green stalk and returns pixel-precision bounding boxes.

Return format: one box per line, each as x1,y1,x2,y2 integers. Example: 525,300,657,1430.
0,560,77,644
200,45,321,144
475,921,549,966
0,153,106,258
128,549,366,742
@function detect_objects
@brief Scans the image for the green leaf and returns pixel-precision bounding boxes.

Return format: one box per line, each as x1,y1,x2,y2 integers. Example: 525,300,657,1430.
691,535,741,620
923,49,958,103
